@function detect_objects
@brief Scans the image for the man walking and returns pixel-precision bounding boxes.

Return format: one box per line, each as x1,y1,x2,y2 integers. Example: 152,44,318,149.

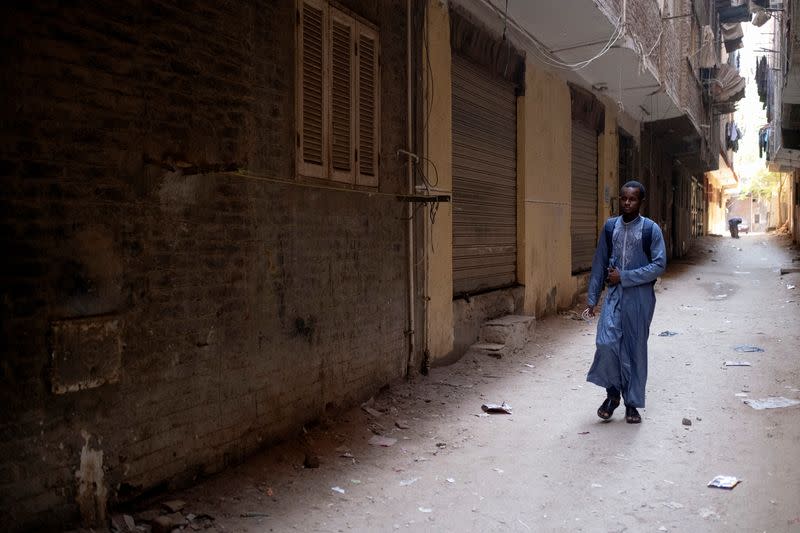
584,181,667,423
728,217,742,238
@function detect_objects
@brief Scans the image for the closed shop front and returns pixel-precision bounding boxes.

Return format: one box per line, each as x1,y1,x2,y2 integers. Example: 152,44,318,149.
451,54,518,294
569,84,604,274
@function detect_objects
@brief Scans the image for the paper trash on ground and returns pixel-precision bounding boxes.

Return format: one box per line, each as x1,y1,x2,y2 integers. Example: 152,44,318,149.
743,397,800,410
707,476,740,489
481,402,512,414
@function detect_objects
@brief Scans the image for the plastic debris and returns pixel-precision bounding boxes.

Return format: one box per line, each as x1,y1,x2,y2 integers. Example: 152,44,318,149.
724,361,752,367
418,507,433,513
743,397,800,410
446,478,455,483
658,331,679,337
707,476,740,489
331,486,346,494
733,344,765,353
481,402,512,414
788,284,796,290
399,477,419,486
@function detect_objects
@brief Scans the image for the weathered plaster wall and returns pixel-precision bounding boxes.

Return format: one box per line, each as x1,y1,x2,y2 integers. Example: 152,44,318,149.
518,62,578,317
422,0,455,364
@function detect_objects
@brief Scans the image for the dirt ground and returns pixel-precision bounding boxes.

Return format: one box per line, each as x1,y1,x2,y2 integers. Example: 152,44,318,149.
121,233,800,533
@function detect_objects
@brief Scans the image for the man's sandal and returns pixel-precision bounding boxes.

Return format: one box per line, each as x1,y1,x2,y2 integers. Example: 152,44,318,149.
597,397,621,420
625,406,641,424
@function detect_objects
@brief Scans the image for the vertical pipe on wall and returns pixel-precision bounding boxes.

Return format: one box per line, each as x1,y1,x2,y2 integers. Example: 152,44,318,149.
405,0,416,375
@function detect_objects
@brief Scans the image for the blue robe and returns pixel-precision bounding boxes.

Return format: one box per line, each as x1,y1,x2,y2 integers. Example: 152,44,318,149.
585,216,667,408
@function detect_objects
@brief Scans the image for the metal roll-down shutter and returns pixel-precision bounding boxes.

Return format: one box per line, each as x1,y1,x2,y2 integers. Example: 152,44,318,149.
571,120,598,273
451,55,517,295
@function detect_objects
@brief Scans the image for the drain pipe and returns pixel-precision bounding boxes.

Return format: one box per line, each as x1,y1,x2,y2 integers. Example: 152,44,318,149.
405,0,417,376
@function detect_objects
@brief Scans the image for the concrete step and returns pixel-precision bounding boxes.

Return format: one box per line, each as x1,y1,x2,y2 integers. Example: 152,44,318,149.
468,342,507,358
469,314,535,358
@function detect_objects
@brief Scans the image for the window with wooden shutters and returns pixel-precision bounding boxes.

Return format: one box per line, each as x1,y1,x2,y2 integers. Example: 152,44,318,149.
356,26,379,187
296,0,380,186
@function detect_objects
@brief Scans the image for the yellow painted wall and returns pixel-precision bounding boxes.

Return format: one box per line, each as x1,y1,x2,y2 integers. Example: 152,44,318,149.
597,104,619,227
423,0,454,362
518,62,579,316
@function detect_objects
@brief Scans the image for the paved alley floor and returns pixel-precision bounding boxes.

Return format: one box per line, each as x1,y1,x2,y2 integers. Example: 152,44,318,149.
125,234,800,533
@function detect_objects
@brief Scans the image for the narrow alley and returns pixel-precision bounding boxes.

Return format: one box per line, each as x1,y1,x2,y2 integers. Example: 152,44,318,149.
118,233,800,532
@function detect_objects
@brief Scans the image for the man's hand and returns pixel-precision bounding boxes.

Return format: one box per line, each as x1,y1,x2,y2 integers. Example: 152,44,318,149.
606,266,621,286
584,305,595,318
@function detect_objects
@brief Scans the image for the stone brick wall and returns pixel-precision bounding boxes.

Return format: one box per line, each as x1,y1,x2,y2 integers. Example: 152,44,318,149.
0,1,410,530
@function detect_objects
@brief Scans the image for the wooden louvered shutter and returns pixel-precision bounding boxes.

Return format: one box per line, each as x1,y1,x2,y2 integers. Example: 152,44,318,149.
330,11,355,183
298,0,327,178
356,25,379,187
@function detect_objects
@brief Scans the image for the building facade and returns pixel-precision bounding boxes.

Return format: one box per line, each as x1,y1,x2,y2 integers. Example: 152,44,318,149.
0,0,747,530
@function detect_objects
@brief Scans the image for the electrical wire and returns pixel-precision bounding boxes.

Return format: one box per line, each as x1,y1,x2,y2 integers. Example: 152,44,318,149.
478,0,626,71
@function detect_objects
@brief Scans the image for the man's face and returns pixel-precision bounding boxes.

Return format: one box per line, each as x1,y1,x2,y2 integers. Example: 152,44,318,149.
620,187,642,216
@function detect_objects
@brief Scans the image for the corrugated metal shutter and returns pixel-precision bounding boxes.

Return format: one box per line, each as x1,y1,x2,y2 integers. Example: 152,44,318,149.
571,120,598,273
452,55,517,295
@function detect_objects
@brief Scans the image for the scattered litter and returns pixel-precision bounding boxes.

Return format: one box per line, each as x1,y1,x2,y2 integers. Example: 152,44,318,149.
578,431,590,435
788,285,796,290
340,451,355,459
663,501,684,510
658,527,668,532
395,420,410,429
446,478,455,483
724,361,752,367
350,479,361,484
707,476,740,489
590,483,603,488
161,500,186,513
241,512,270,518
698,507,721,520
733,345,764,353
658,331,679,337
435,442,447,449
493,468,504,474
743,397,800,410
331,486,346,494
368,435,397,447
481,402,512,414
399,477,419,487
734,392,748,398
524,363,535,368
418,507,433,513
682,418,692,426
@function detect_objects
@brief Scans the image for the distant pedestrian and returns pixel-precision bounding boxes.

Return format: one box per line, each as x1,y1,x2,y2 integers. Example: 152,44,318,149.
728,217,742,238
584,181,667,423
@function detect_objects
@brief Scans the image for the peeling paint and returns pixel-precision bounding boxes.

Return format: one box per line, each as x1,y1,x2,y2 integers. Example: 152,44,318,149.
75,431,107,527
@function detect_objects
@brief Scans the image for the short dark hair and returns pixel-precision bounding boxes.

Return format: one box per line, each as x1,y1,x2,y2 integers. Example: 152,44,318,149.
621,180,646,201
